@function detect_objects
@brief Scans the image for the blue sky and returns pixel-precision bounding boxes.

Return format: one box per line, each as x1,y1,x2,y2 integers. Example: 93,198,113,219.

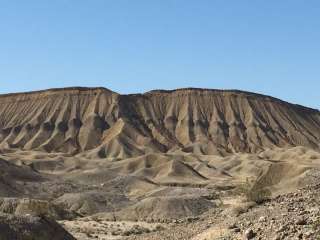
0,1,319,109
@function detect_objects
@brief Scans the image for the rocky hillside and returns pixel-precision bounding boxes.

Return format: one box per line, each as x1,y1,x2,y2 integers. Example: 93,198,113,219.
0,87,319,157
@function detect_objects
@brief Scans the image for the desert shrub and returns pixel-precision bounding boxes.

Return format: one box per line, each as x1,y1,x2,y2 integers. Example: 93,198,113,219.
203,193,223,207
246,186,271,204
122,225,150,236
309,154,318,160
111,229,122,236
204,192,219,200
312,217,320,239
154,224,166,231
231,205,248,216
238,178,271,204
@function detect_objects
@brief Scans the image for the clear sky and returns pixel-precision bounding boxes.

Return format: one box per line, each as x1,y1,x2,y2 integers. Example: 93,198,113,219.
0,1,319,109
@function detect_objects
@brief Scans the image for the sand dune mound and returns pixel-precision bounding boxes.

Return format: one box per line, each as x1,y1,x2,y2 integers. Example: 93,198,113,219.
0,87,318,157
108,154,207,185
54,191,130,216
146,186,215,199
102,175,159,198
253,162,309,191
247,146,320,193
112,196,215,221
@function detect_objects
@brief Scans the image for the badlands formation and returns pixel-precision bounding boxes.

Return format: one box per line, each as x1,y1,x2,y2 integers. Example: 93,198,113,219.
0,87,319,239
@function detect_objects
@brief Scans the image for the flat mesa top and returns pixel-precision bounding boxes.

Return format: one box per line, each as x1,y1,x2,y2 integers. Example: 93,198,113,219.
0,86,318,112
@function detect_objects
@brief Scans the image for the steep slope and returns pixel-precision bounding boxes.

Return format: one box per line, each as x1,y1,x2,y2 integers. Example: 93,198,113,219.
0,87,318,157
0,213,75,240
130,89,320,154
0,158,44,197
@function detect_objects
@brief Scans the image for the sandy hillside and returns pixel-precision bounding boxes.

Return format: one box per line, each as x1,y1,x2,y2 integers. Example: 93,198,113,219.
0,87,319,240
0,87,319,156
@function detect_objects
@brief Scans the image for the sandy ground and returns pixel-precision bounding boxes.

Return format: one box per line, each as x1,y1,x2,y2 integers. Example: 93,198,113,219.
60,219,167,240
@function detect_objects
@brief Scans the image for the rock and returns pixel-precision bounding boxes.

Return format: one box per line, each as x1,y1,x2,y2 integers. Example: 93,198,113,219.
295,217,307,225
304,231,314,237
244,229,255,239
273,235,281,240
228,223,238,229
258,216,266,222
276,225,286,233
233,227,241,233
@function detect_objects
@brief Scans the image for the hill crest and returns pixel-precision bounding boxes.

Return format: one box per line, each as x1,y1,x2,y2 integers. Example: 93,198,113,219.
0,87,318,157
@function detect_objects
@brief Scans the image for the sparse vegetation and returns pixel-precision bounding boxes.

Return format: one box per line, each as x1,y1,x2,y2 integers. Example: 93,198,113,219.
238,178,272,204
154,224,166,231
122,225,151,236
312,216,320,239
0,88,319,240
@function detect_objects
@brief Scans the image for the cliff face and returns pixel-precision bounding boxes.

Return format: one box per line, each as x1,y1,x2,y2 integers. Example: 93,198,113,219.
0,87,319,157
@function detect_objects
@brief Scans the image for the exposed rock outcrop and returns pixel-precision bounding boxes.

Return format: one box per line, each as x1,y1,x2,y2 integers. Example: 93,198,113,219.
0,87,318,158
